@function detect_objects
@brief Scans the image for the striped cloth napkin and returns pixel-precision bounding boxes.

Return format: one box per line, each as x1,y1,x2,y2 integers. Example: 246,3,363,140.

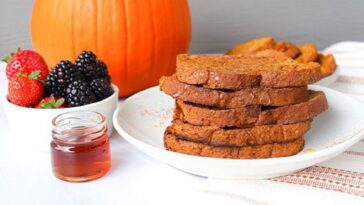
195,42,364,205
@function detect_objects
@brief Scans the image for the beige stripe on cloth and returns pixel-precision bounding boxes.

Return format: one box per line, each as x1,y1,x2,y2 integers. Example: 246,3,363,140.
268,42,364,198
271,166,364,197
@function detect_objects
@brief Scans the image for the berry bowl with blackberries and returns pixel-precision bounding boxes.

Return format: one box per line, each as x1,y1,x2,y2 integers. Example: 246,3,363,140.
1,49,118,153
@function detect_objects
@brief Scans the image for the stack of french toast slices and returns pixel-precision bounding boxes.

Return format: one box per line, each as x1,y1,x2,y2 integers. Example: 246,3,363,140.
159,38,336,159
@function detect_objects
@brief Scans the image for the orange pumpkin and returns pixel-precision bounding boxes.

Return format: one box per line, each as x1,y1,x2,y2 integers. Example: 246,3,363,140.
31,0,191,96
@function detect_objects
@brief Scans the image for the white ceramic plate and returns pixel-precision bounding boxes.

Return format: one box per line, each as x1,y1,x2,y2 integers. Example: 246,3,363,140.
113,85,364,179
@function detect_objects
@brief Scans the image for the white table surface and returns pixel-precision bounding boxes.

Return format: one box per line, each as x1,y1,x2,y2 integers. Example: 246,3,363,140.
1,43,364,205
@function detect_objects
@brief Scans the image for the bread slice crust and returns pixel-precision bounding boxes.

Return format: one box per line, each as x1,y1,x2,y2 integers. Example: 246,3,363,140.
164,134,304,159
174,91,327,127
168,120,310,147
176,54,321,89
160,75,310,108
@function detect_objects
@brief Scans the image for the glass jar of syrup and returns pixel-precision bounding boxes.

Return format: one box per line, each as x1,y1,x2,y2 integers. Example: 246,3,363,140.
51,111,111,182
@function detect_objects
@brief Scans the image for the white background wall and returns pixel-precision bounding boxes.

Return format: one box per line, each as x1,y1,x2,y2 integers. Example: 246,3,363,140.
0,0,33,57
1,0,364,57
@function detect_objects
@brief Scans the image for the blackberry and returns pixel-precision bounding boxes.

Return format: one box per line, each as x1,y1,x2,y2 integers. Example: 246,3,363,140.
92,60,111,80
75,50,96,70
83,60,111,82
66,80,96,107
90,78,114,100
45,60,83,97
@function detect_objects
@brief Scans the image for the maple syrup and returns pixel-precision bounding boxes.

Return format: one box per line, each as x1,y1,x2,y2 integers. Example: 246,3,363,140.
51,111,111,182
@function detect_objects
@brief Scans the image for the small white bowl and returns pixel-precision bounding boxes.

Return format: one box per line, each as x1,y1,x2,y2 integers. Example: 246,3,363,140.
2,84,119,153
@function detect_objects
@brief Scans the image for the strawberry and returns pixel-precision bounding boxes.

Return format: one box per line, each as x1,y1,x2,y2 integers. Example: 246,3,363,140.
8,71,45,107
35,95,67,109
3,49,49,80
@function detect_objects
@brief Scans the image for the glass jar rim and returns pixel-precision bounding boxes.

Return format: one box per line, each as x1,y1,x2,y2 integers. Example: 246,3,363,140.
52,111,107,143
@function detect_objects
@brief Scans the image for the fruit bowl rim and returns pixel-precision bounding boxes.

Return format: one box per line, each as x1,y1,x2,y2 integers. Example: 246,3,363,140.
1,84,119,111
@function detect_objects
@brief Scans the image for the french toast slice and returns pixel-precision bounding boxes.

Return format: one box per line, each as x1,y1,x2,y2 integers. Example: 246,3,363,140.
174,91,327,127
160,75,309,108
318,54,337,77
164,134,304,159
176,54,321,89
295,44,318,63
273,42,301,58
226,37,276,55
167,120,310,147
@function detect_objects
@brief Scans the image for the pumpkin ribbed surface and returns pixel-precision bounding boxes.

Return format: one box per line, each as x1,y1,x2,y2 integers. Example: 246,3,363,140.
31,0,191,96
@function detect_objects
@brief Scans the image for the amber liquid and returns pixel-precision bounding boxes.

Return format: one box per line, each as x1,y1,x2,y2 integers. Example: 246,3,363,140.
51,134,111,182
